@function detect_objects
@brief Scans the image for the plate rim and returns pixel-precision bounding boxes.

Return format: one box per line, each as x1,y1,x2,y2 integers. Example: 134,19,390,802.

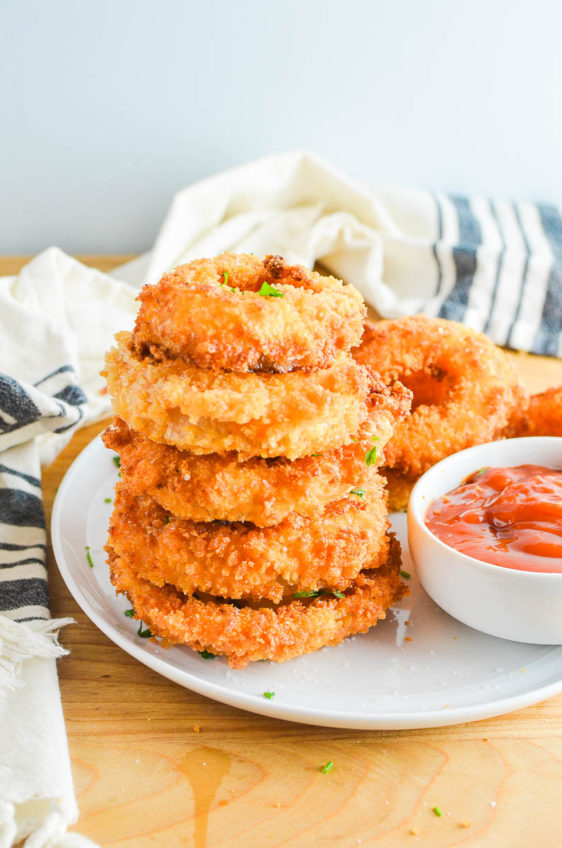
51,434,562,730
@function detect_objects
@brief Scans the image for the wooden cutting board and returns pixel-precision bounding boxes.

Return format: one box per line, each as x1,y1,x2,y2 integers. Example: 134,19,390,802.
3,256,562,848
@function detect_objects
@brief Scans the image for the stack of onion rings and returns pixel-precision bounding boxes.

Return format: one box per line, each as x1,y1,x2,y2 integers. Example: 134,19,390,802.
104,254,407,665
354,315,527,510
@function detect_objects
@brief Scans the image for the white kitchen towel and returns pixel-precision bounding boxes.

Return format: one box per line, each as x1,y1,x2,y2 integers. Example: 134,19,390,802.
144,150,562,357
0,248,137,847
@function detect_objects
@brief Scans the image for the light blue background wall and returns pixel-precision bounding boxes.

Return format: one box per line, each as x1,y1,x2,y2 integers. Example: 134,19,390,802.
1,0,561,254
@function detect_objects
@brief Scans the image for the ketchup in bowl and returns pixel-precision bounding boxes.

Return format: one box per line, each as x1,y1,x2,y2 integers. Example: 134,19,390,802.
425,465,562,573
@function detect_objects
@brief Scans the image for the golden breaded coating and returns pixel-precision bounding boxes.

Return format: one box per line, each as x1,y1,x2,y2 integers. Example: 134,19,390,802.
102,379,410,525
354,315,528,479
108,534,404,668
133,253,366,372
104,332,373,460
506,385,562,437
106,476,390,603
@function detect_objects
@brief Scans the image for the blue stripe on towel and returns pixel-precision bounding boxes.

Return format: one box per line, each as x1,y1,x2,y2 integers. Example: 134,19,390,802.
534,204,562,355
0,465,41,487
53,404,84,433
0,376,39,429
54,384,87,407
438,196,482,322
453,195,482,247
0,489,45,528
34,364,75,386
0,577,50,614
0,557,46,570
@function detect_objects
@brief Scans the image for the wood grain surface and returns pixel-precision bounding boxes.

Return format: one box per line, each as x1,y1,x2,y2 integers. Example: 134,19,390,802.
4,257,562,848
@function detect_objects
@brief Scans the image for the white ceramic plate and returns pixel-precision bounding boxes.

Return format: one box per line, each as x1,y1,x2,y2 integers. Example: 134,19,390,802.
51,436,562,730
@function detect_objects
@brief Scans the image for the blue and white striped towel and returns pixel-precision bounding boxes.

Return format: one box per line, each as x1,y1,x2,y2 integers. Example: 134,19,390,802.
430,195,562,356
0,369,86,624
142,150,562,358
0,248,136,848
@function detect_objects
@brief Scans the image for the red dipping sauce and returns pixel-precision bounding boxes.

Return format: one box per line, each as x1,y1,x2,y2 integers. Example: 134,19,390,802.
425,465,562,573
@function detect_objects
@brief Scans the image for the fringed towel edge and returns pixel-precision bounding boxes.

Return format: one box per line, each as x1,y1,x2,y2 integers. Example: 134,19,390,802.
0,615,74,697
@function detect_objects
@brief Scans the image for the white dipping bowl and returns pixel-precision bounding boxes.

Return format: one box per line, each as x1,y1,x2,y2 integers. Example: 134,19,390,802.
408,437,562,644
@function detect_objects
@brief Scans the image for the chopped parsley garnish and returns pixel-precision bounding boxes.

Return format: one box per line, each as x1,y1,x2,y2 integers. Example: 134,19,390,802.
262,690,275,700
113,456,120,468
320,760,334,773
104,497,112,503
365,446,377,466
310,453,320,457
137,622,153,638
432,806,443,817
400,570,411,580
349,487,366,498
124,609,135,618
294,589,344,599
199,650,216,659
258,281,284,298
85,546,94,568
365,437,379,467
164,516,170,524
475,467,489,478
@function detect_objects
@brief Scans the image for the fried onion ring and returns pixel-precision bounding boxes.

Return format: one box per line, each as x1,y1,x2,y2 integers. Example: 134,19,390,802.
132,253,366,372
102,379,410,525
104,332,372,459
506,386,562,438
354,315,527,479
106,475,390,603
108,534,403,668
